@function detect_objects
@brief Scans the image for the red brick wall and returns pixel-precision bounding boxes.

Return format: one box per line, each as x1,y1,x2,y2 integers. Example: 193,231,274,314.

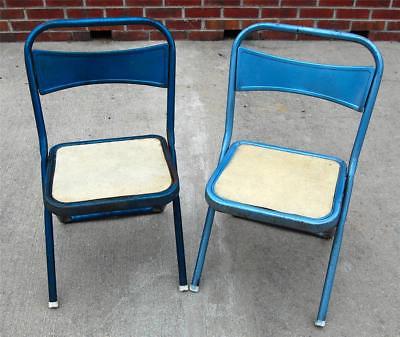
0,0,399,41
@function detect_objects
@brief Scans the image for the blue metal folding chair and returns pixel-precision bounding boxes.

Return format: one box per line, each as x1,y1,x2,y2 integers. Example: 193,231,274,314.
190,23,383,327
24,17,188,308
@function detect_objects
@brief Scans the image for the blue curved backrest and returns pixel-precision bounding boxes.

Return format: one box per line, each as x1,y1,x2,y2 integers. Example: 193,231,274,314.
33,44,169,94
219,23,383,177
26,19,172,95
236,47,374,111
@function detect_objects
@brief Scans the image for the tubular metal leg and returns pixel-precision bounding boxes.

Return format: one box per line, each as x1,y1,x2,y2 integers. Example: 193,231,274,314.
172,196,188,291
44,208,58,308
315,216,346,327
190,207,216,292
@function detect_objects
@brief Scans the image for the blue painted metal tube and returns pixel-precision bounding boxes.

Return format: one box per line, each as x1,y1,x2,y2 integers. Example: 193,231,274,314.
218,45,237,163
165,32,177,168
315,176,354,326
25,17,174,43
191,207,216,289
44,208,57,303
173,197,188,287
64,207,159,223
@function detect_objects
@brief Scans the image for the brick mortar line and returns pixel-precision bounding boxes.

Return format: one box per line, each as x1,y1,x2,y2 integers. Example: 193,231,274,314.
123,0,127,31
5,6,398,9
5,18,396,21
3,5,400,8
4,14,396,20
82,17,400,21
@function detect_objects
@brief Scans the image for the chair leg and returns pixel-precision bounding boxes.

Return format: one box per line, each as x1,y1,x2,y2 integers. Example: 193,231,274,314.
190,207,216,292
314,217,346,327
172,196,188,291
44,208,58,308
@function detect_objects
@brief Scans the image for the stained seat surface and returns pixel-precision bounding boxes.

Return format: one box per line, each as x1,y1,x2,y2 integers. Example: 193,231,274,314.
51,137,173,203
211,143,343,219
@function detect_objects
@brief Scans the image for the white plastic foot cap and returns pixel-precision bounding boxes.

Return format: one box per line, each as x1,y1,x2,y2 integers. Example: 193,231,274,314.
189,284,199,293
179,285,189,292
48,301,59,309
314,320,326,327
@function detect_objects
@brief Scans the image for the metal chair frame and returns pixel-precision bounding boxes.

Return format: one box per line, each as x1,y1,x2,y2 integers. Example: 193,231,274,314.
25,17,188,309
190,23,383,327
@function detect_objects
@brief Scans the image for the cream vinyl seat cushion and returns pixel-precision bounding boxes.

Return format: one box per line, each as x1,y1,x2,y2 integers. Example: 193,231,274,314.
51,138,173,203
213,144,341,219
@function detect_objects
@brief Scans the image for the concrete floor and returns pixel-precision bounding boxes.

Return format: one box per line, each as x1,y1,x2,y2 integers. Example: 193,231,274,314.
0,39,399,337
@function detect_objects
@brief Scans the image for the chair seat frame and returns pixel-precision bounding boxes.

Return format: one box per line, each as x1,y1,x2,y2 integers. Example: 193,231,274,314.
190,23,383,328
206,140,347,235
45,134,179,216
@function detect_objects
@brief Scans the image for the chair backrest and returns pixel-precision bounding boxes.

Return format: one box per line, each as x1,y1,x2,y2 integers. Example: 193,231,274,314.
33,44,169,95
24,18,177,168
220,23,383,177
236,47,374,111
